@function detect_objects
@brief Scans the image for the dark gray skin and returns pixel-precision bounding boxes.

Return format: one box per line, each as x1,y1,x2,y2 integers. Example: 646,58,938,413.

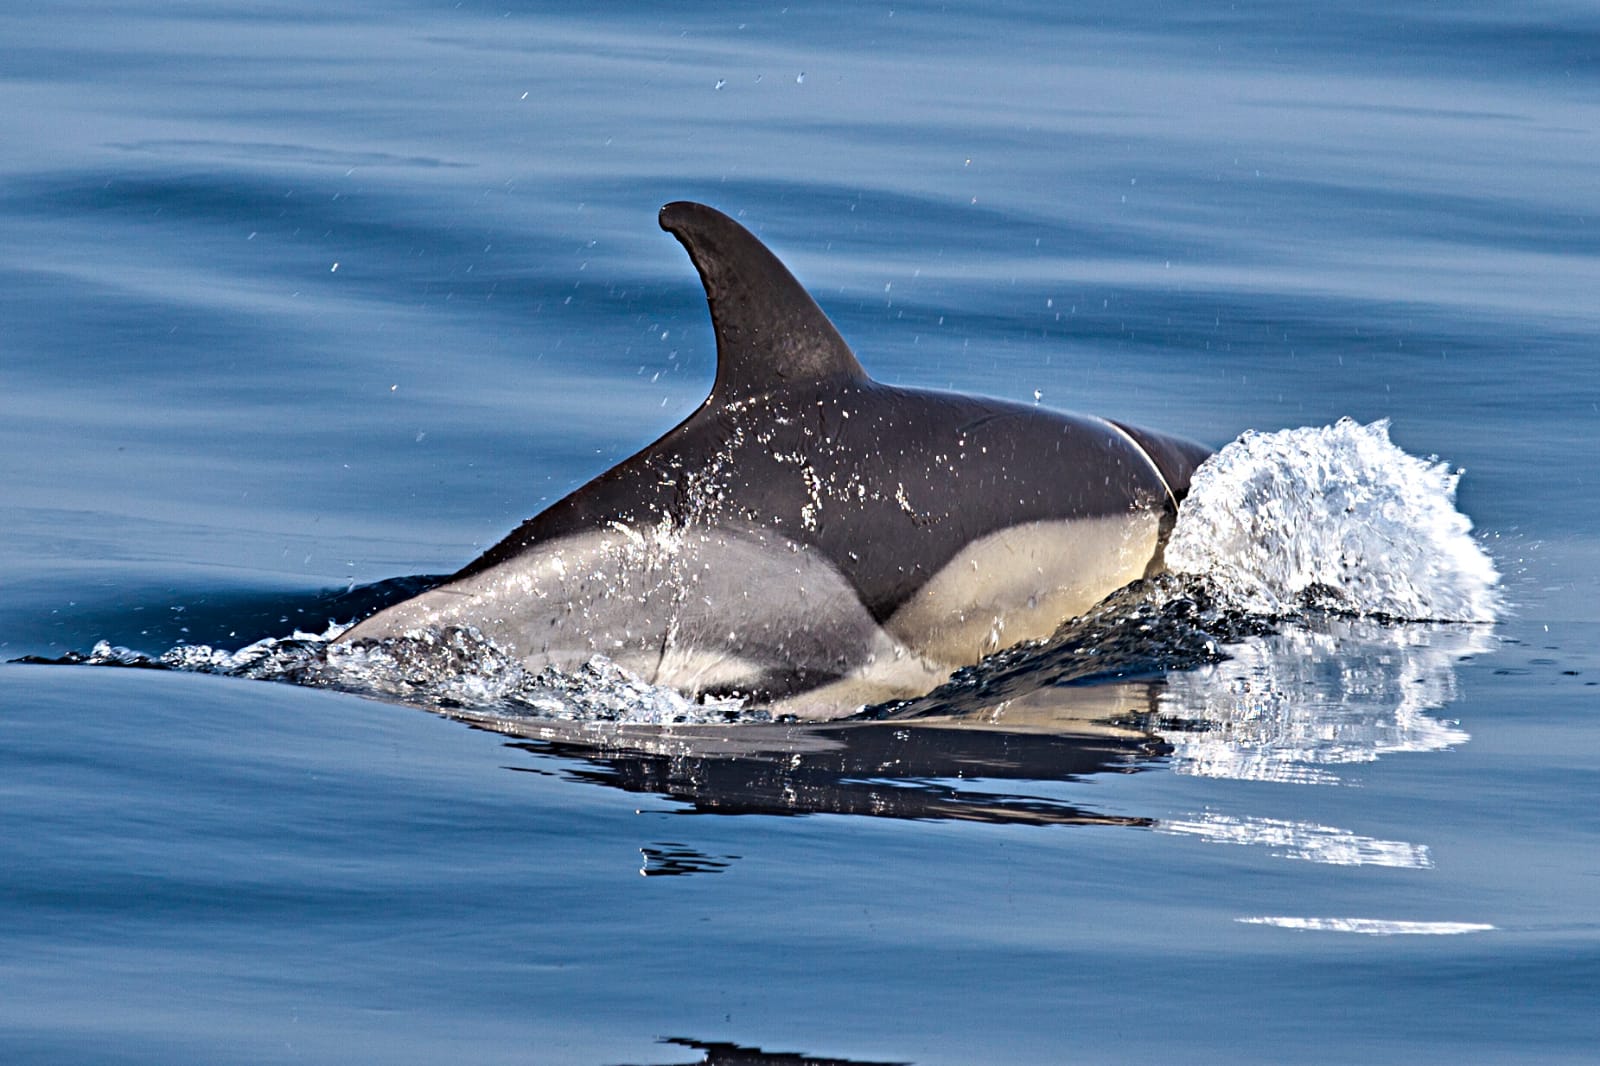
338,202,1211,716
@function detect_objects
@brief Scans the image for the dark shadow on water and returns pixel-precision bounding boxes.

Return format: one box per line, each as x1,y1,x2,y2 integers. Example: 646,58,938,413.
638,843,737,877
614,1036,909,1066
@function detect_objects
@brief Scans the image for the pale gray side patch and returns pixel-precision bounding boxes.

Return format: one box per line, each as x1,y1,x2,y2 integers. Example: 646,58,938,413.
339,523,941,702
646,525,935,696
884,512,1162,665
338,524,686,679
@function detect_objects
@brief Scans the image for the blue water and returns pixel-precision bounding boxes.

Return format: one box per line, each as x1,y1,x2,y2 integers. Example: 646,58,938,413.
3,3,1599,1063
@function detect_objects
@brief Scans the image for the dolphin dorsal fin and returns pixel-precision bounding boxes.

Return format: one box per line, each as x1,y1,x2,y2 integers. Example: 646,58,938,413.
660,201,868,405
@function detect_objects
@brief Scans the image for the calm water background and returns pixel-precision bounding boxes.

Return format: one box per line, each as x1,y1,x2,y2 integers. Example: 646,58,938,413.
3,2,1598,1063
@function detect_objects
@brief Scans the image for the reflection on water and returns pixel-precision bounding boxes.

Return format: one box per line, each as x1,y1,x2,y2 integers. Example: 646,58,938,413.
491,713,1163,827
1156,617,1491,785
466,610,1493,877
614,1037,909,1066
639,843,737,877
1157,813,1433,869
1142,617,1493,870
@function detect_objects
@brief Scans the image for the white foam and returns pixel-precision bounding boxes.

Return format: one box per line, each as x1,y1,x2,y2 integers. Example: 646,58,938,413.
158,623,752,726
1166,419,1500,622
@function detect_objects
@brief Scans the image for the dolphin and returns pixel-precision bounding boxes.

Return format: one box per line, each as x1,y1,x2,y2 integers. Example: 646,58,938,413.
336,201,1211,718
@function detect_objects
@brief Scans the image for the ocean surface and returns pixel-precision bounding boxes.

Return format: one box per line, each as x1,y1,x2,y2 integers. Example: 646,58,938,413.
3,2,1598,1063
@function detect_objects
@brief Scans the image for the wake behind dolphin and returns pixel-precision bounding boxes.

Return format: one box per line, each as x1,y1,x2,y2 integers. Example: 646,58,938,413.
336,202,1212,717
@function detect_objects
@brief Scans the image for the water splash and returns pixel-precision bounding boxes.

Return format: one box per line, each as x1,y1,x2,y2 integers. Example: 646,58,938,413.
1166,418,1500,622
75,626,751,725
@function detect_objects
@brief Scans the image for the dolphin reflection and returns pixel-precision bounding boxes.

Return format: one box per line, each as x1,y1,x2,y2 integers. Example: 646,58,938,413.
490,709,1166,826
457,602,1491,843
614,1036,910,1066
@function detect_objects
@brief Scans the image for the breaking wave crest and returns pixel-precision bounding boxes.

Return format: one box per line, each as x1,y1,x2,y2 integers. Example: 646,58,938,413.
30,420,1500,733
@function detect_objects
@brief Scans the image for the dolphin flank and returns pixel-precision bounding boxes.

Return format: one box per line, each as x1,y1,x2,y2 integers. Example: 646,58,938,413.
336,201,1212,718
